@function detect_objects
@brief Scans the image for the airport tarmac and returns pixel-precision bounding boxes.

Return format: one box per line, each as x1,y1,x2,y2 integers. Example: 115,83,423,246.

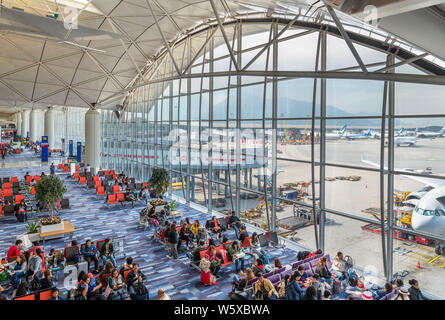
208,137,445,298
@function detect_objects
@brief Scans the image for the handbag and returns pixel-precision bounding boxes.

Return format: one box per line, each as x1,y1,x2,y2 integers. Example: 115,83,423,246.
234,252,246,260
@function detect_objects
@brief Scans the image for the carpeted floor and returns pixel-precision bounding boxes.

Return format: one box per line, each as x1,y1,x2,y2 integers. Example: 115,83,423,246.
0,149,303,300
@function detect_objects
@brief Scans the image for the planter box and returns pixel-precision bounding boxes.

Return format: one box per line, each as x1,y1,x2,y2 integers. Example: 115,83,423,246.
16,232,40,243
40,222,64,233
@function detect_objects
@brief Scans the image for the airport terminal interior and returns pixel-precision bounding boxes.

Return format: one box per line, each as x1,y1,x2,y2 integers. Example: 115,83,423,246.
0,0,444,301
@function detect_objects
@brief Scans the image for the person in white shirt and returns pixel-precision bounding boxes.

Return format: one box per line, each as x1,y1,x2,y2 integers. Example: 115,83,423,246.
158,288,171,300
86,164,91,173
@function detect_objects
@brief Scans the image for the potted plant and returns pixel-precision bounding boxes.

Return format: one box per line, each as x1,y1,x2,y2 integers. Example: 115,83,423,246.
35,175,67,219
169,200,177,215
39,216,63,233
148,168,170,199
24,219,41,242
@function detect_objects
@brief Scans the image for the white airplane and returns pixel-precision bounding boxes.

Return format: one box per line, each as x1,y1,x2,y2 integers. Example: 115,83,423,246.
344,128,372,140
325,125,347,140
416,127,445,139
362,155,445,255
374,128,405,140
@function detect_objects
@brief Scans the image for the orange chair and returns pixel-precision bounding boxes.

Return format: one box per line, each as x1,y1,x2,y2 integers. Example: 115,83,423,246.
93,176,99,182
15,194,24,205
79,177,86,184
242,237,251,248
75,166,80,172
123,269,132,283
11,177,18,183
37,289,52,300
97,186,105,196
3,182,11,189
56,149,60,153
25,176,32,184
112,185,120,193
14,293,35,300
94,181,102,188
110,170,116,175
58,164,63,169
142,183,148,188
34,175,40,182
215,247,232,267
31,186,36,195
3,189,12,197
116,193,126,204
63,166,69,172
73,173,80,180
108,194,117,205
104,170,109,176
0,205,2,217
16,149,20,154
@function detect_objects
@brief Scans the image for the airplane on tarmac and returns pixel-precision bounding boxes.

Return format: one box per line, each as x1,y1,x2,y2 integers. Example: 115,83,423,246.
375,128,405,140
325,125,347,140
416,127,445,139
344,128,373,140
362,155,445,255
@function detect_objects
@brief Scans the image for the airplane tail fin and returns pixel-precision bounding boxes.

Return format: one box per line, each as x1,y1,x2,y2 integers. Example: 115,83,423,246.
338,125,347,135
366,128,372,136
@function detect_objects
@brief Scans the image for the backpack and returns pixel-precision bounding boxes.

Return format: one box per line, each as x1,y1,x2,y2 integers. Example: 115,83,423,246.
297,251,311,261
263,264,272,273
348,271,359,287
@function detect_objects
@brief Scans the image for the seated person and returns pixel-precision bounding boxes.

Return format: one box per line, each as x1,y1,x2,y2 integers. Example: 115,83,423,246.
314,257,334,286
7,240,24,263
27,241,43,256
178,221,193,251
39,269,54,289
252,259,265,277
119,257,133,278
296,267,310,287
204,245,221,277
190,220,202,245
253,273,278,300
227,240,246,276
100,238,116,267
208,216,223,241
228,211,241,238
82,240,99,273
191,240,207,263
332,251,350,280
77,271,103,300
124,189,136,208
49,288,66,300
126,264,148,300
238,226,249,245
371,283,394,300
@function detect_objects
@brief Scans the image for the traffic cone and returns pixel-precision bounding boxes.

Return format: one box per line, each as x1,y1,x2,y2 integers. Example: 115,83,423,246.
416,260,422,269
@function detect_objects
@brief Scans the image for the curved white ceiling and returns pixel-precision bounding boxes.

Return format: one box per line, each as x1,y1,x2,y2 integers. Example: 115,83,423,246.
0,0,443,113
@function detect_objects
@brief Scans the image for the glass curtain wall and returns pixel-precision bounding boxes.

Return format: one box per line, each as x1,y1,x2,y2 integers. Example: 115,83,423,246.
100,20,445,297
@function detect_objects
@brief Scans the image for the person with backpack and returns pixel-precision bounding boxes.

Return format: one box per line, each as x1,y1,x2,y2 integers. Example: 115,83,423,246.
126,264,148,300
408,279,431,300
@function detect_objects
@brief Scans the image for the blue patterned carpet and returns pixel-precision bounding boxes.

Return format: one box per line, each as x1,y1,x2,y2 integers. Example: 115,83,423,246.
0,150,301,300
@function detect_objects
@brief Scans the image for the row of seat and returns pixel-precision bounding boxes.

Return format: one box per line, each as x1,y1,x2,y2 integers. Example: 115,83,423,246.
235,253,326,292
14,287,55,301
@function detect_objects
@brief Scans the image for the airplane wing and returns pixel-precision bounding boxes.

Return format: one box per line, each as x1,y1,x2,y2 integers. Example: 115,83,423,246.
361,155,445,188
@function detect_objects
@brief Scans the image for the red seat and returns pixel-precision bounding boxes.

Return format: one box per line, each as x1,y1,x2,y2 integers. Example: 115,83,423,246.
95,181,102,188
3,189,12,197
123,269,132,283
56,149,60,153
108,194,117,205
104,170,109,176
38,289,52,300
3,182,11,189
79,177,86,184
31,186,36,195
97,186,105,196
25,176,32,184
100,273,111,287
73,173,80,180
11,177,18,183
110,170,116,175
93,176,99,182
116,193,126,203
142,183,148,188
34,175,40,182
112,185,120,193
58,164,64,169
15,194,24,205
242,237,251,248
75,166,80,172
14,293,35,300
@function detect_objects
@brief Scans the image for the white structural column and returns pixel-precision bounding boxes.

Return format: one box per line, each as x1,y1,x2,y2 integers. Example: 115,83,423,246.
16,112,22,137
21,110,30,139
29,108,39,142
44,107,55,149
85,108,101,173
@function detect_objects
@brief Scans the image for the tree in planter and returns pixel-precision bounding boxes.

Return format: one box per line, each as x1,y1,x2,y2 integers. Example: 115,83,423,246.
148,168,170,199
35,175,67,218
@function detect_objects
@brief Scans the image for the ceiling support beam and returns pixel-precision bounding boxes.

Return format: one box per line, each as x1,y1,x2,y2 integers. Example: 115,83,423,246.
326,5,368,74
